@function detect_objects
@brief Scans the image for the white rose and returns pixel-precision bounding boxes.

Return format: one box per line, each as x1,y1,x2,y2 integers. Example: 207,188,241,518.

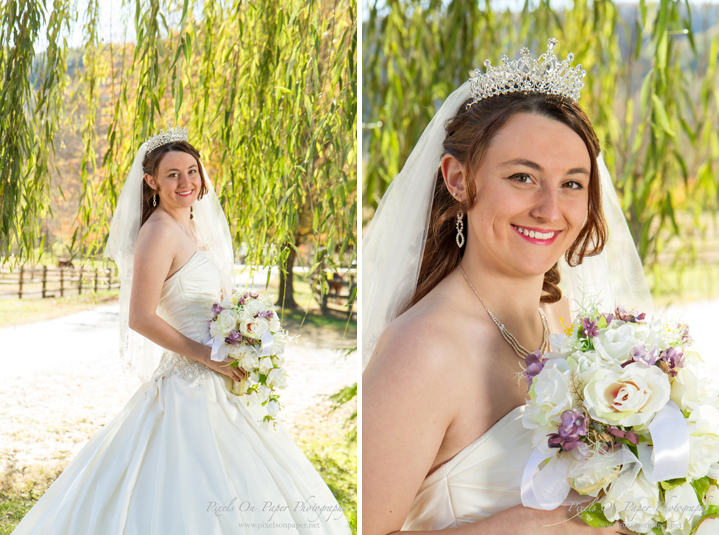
697,518,719,535
259,384,272,402
525,359,573,428
686,405,719,480
567,445,633,497
266,400,280,416
671,366,719,412
603,470,661,532
583,363,670,427
243,299,263,316
258,357,274,375
705,485,719,506
217,309,237,334
271,353,286,367
238,353,260,372
661,482,703,535
209,320,226,339
250,371,260,383
593,323,644,366
269,315,281,332
566,349,605,377
238,315,269,340
267,368,289,389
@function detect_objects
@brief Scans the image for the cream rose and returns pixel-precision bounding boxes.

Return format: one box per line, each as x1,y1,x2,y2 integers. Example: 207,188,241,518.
583,362,670,427
267,368,289,389
238,315,269,340
269,315,281,332
243,299,263,316
593,323,649,366
603,470,661,532
525,359,573,428
258,356,274,375
661,482,703,535
217,309,238,334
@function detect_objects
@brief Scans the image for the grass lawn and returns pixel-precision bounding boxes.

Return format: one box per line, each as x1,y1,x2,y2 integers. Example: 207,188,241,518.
0,290,120,328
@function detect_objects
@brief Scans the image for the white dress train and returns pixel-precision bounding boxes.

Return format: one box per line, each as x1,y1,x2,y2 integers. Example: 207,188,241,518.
11,251,351,535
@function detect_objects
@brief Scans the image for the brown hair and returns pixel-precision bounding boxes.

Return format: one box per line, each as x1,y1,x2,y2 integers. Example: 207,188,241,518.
141,140,209,226
407,91,607,310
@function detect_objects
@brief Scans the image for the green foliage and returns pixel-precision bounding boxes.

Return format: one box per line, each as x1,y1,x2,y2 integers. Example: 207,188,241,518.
2,0,357,284
579,500,612,528
362,0,719,270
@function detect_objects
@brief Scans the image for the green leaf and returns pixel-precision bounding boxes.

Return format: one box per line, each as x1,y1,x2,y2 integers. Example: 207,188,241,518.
580,503,612,528
660,478,687,492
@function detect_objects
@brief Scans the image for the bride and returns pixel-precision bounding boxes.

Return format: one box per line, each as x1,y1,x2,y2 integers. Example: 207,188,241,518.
11,126,351,534
362,40,651,534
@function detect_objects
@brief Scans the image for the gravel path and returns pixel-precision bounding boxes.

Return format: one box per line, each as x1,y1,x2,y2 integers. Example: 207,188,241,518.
0,303,356,475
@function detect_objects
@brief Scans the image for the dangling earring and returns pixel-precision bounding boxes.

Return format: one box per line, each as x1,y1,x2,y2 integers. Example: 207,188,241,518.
190,205,194,220
456,211,465,248
153,194,157,207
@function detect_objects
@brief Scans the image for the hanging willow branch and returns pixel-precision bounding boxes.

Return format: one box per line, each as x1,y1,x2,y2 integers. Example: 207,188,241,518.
2,0,357,285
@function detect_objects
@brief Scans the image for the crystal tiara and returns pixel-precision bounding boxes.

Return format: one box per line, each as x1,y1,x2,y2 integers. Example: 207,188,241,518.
145,123,189,153
468,38,586,107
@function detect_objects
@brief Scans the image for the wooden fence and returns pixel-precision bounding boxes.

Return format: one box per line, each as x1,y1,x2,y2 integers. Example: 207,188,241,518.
0,265,120,299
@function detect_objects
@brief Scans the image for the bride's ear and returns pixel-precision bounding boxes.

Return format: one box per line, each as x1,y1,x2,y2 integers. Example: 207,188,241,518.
440,154,466,202
143,173,156,190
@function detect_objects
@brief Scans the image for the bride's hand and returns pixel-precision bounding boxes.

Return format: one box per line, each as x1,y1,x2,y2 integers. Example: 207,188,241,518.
203,356,246,382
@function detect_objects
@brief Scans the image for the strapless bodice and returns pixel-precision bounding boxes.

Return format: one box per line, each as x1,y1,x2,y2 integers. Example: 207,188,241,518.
156,250,221,345
402,405,534,530
151,251,223,387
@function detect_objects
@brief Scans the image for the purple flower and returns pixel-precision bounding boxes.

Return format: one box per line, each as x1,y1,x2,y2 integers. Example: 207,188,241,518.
630,342,659,366
558,409,589,440
601,312,614,325
255,310,274,320
582,318,598,338
522,350,546,388
607,426,639,445
225,330,242,345
211,303,223,320
659,347,686,376
614,306,646,324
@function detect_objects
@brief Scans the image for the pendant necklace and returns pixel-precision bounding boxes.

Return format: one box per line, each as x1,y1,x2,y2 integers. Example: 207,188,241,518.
458,264,549,359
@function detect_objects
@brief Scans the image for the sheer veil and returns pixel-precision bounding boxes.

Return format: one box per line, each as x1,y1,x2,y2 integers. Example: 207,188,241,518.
105,141,234,382
362,82,653,370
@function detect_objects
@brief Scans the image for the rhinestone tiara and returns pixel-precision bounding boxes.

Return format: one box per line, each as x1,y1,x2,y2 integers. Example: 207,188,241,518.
144,123,188,153
468,38,586,107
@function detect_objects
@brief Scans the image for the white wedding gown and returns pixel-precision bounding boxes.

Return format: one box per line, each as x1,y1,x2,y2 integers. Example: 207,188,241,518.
402,405,533,531
12,251,351,535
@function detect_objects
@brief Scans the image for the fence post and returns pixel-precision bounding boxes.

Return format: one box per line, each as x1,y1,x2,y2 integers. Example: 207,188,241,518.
42,265,47,298
78,266,83,295
106,267,111,290
18,267,24,299
60,266,64,297
94,267,98,293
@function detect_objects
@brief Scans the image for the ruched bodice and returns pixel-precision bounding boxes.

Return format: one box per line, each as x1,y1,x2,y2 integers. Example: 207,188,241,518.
156,250,221,344
402,405,534,531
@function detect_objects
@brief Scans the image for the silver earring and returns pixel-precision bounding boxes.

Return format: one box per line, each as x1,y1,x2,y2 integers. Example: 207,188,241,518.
456,212,465,248
153,194,157,207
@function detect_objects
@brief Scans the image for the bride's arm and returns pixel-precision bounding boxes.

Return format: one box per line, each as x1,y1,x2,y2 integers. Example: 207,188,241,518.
128,222,243,382
363,314,632,535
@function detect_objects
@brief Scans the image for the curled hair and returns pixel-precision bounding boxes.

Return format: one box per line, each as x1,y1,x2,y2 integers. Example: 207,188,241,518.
140,140,209,226
408,92,607,309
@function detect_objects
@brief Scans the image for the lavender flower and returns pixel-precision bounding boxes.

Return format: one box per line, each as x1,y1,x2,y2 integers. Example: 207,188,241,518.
659,347,686,377
630,342,659,367
601,312,614,326
256,310,274,320
522,350,546,388
225,330,243,345
607,426,639,445
547,409,589,452
211,303,223,320
582,318,599,338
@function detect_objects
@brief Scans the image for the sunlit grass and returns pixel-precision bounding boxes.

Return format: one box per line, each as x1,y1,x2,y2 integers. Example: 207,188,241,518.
0,290,120,327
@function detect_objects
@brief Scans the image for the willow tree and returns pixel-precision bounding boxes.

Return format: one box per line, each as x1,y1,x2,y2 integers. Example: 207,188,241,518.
2,0,357,311
363,0,719,268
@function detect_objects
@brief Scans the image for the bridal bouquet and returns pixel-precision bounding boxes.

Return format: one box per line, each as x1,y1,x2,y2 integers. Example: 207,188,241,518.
206,290,293,431
522,299,719,534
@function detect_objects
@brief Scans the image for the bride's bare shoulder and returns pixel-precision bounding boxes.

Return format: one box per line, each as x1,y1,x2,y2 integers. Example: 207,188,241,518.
366,290,470,377
135,214,178,253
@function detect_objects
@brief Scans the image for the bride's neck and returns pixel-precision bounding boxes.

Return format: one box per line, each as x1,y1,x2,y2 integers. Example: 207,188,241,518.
159,204,192,227
457,247,546,328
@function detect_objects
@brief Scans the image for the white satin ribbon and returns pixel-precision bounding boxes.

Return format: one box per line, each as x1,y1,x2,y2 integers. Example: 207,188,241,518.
521,449,573,510
637,400,690,483
205,336,228,362
205,331,275,363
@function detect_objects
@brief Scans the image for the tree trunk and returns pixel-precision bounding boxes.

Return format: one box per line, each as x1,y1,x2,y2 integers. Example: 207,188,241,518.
276,246,299,310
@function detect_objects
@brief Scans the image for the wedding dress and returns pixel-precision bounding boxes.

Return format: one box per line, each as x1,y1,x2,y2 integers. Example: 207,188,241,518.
11,250,351,535
402,406,533,531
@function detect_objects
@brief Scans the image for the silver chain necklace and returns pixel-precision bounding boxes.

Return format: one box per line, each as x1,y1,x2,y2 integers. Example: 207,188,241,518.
458,264,549,359
171,216,199,246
